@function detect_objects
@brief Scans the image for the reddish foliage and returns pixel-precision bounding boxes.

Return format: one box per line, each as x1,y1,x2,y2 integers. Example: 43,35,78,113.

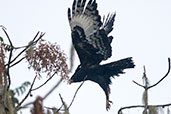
31,96,44,114
26,39,69,79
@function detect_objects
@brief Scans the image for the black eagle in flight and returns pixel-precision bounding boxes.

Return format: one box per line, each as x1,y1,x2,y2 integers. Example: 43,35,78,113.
68,0,135,110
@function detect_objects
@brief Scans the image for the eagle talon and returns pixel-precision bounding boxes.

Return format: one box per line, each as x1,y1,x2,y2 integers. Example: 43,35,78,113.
106,100,113,111
68,79,73,84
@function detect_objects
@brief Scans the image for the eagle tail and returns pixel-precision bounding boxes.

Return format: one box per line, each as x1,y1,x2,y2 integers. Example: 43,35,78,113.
99,57,135,77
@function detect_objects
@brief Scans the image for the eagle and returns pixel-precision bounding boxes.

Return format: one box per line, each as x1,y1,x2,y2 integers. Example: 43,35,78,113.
67,0,135,110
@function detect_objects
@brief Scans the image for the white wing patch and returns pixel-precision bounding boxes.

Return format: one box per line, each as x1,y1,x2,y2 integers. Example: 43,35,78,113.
70,15,96,37
68,0,101,37
68,0,115,61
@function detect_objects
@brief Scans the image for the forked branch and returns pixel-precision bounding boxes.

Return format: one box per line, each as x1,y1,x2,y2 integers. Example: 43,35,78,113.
133,58,170,90
119,58,171,114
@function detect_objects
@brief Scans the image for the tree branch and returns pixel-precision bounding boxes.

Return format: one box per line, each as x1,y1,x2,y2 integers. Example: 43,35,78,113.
118,105,145,114
10,57,26,68
43,78,63,100
118,103,171,114
67,76,87,110
132,80,145,88
16,75,37,110
9,32,45,65
121,58,171,113
2,27,13,47
148,58,170,89
133,58,171,90
32,72,57,91
19,78,63,110
1,27,14,90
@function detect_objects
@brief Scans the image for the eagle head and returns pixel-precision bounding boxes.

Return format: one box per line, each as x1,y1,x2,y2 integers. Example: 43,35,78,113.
68,65,88,84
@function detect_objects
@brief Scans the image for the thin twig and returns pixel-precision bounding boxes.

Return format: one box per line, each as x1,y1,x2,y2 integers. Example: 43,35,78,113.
133,58,171,90
17,76,63,110
122,58,171,114
32,31,41,42
32,72,56,91
10,57,26,68
67,81,84,110
118,105,145,114
43,78,63,100
67,76,87,110
0,25,7,29
2,28,14,90
132,80,145,88
148,58,170,89
16,75,37,110
44,106,60,113
56,103,63,112
2,27,13,47
14,45,28,49
10,32,45,65
118,103,171,114
59,94,64,104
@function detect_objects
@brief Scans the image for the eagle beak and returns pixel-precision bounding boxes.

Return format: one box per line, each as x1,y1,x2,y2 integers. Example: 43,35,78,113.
68,79,73,84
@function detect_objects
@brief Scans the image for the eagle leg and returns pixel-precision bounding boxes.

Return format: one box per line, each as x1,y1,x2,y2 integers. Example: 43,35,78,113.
106,87,113,111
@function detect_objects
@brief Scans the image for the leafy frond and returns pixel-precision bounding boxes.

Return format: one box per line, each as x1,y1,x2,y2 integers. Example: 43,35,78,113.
14,81,31,96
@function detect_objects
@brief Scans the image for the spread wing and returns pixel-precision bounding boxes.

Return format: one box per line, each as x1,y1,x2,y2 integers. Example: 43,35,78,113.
68,0,116,65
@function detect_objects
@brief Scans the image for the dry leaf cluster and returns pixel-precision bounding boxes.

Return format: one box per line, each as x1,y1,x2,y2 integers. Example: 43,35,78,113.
26,39,69,79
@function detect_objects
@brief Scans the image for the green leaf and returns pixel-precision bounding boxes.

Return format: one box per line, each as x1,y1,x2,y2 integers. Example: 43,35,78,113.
5,45,11,51
12,98,19,105
9,90,15,96
0,36,3,42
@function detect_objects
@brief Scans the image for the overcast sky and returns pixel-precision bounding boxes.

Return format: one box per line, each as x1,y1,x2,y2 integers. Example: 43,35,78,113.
1,0,171,114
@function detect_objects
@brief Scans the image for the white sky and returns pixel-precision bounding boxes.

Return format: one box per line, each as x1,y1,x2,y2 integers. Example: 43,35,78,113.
1,0,171,114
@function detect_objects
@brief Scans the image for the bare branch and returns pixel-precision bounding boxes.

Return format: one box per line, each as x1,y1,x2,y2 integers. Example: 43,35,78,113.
32,31,40,42
10,57,26,68
1,28,14,90
9,32,45,65
132,80,145,88
59,93,69,113
2,27,13,47
43,78,63,100
67,76,87,110
133,58,171,90
16,75,37,110
14,45,28,49
18,77,63,110
148,58,170,89
120,58,171,113
0,25,7,29
118,103,171,114
32,72,56,91
118,105,145,114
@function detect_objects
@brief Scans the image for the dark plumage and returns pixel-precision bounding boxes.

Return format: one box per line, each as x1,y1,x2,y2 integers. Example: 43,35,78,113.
68,0,135,110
